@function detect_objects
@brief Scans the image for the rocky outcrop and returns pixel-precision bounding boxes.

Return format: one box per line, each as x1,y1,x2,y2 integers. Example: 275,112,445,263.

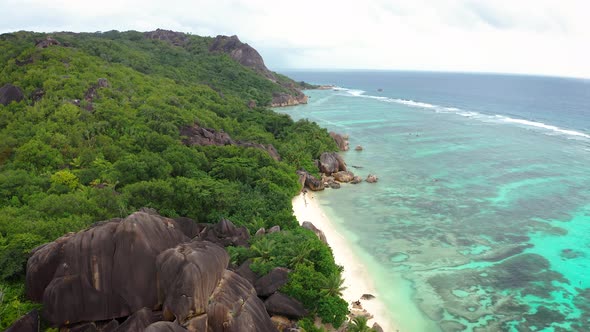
319,152,347,174
35,36,60,48
209,35,275,80
199,218,250,247
144,29,188,46
180,123,281,161
366,174,378,183
0,83,25,105
235,259,258,286
5,309,39,332
255,267,290,297
333,171,355,183
329,132,349,151
156,241,229,322
270,92,308,107
26,212,189,325
208,270,277,332
301,221,327,244
351,176,363,184
264,292,308,319
82,78,109,111
25,211,279,331
355,145,363,151
296,170,324,191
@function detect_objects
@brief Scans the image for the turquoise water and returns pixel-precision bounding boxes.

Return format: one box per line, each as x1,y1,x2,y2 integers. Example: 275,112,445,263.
277,72,590,331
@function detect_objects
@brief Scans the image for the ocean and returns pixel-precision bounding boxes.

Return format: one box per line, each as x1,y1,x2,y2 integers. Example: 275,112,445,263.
276,71,590,331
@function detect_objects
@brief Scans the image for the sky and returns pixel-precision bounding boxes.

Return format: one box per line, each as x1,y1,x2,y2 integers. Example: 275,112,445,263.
1,0,589,78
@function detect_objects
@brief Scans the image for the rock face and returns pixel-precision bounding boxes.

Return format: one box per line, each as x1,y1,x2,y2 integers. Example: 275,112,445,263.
144,29,188,46
5,309,39,332
35,36,60,48
0,83,25,105
319,152,347,174
255,267,290,297
181,123,280,161
156,241,229,322
209,35,275,80
301,221,327,244
270,92,308,107
329,132,349,151
83,78,109,112
264,292,308,319
25,211,279,331
296,170,324,191
26,212,189,326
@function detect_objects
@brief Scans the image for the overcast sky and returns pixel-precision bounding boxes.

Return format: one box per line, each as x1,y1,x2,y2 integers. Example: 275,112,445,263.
1,0,589,78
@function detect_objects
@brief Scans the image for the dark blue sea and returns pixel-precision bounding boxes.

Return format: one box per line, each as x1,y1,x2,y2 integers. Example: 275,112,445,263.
277,71,590,331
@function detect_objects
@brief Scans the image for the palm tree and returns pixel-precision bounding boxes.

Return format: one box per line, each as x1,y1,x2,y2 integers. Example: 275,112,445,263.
251,238,275,264
347,316,375,332
320,272,347,297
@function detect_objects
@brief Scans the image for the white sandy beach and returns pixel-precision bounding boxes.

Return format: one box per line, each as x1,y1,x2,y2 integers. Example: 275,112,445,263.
292,192,398,332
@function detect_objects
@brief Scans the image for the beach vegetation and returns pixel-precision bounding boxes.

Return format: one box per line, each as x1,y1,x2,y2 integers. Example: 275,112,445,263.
0,30,340,329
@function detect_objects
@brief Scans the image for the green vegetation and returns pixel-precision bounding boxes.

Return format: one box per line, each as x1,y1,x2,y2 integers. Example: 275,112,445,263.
0,30,341,329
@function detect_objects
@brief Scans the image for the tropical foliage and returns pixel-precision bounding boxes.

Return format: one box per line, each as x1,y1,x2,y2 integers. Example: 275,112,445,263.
0,30,339,329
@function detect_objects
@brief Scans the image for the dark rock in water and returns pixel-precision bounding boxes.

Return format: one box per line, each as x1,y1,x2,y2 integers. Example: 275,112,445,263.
35,36,60,48
236,259,258,286
0,83,25,105
156,241,228,323
296,170,324,191
329,132,349,151
329,182,341,189
267,225,281,234
5,309,39,332
255,267,290,297
361,293,375,300
351,176,363,184
319,152,347,174
302,221,327,244
208,271,277,332
366,174,378,183
26,212,189,326
355,145,363,151
264,292,308,319
200,218,250,247
112,308,159,332
333,171,355,183
145,321,188,332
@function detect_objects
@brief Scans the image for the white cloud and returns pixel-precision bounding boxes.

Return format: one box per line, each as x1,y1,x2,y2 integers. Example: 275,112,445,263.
1,0,589,78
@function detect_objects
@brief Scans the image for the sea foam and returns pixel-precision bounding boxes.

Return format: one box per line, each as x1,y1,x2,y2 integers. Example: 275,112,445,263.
336,87,590,140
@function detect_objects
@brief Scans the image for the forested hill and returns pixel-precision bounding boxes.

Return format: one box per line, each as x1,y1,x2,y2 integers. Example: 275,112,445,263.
0,30,349,330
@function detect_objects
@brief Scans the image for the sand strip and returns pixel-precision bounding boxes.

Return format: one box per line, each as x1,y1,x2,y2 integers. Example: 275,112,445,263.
292,192,398,331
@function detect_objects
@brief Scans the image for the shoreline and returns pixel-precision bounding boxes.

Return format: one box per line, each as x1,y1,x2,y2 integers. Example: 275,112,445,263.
292,191,398,331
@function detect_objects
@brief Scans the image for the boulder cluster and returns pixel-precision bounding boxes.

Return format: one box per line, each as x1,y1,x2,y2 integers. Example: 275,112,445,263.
297,132,378,191
12,210,308,332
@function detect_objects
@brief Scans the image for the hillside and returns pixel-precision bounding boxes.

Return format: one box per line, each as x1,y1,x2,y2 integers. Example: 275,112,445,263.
0,30,348,331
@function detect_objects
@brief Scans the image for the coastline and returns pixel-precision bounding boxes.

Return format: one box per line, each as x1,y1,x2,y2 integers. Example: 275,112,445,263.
292,191,398,332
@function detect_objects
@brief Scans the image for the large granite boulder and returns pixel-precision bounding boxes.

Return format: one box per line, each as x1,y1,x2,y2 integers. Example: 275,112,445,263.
26,212,189,326
0,83,25,105
329,132,349,151
296,170,324,191
207,270,277,332
5,309,39,332
145,321,188,332
199,218,250,247
114,308,161,332
366,174,378,183
301,221,327,244
156,241,229,322
333,171,355,183
235,259,258,286
319,152,347,174
144,29,188,47
264,292,308,319
255,267,290,297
